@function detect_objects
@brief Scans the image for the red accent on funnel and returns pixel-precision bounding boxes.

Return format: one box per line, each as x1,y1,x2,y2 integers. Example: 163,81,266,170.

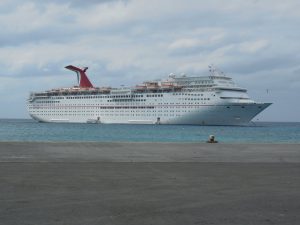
65,65,94,88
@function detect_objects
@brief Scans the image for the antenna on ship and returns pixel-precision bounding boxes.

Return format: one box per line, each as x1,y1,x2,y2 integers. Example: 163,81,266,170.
208,64,226,77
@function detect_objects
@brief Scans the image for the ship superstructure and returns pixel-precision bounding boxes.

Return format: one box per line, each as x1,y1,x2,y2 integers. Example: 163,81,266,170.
27,65,271,125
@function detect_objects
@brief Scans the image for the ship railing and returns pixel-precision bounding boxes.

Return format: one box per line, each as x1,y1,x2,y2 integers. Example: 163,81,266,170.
38,89,114,96
214,87,247,92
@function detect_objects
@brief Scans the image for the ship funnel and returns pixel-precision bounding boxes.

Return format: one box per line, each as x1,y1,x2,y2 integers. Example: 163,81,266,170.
65,65,94,88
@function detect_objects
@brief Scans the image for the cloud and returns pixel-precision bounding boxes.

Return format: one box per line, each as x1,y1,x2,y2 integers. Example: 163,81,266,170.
238,39,269,54
28,0,126,8
169,32,225,50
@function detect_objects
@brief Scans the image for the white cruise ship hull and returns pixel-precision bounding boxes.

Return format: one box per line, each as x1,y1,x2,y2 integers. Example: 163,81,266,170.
29,103,271,126
168,103,271,125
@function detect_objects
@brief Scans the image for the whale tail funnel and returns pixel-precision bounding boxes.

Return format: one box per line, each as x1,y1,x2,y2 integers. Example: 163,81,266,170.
65,65,94,88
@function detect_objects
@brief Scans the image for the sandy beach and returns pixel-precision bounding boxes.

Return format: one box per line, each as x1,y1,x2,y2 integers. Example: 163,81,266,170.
0,142,299,225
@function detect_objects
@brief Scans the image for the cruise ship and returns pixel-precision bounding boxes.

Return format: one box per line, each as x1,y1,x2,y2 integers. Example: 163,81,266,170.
27,65,271,125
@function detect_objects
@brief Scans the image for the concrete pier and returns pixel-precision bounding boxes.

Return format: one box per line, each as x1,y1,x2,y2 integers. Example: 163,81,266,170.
0,142,300,225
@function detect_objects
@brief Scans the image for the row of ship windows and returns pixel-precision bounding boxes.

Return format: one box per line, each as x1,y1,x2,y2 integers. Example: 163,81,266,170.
34,98,210,104
32,111,191,115
35,92,213,101
65,94,152,99
35,101,60,103
108,99,146,102
30,106,156,110
52,94,163,99
35,114,189,117
173,93,206,96
32,110,190,113
37,94,162,100
29,105,203,111
178,81,213,85
31,104,208,110
34,97,64,100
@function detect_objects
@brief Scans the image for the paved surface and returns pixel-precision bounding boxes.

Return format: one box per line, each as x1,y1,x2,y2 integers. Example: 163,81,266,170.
1,142,300,163
0,142,300,225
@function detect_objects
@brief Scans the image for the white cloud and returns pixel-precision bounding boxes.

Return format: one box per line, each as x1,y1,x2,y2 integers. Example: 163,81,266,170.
169,38,205,50
168,32,226,50
0,2,71,34
74,1,130,28
239,39,269,54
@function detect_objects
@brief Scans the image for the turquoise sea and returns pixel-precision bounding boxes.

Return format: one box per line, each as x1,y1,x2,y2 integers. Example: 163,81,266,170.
0,119,300,143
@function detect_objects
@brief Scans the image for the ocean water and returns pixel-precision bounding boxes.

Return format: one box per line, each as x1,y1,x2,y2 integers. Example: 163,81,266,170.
0,119,300,143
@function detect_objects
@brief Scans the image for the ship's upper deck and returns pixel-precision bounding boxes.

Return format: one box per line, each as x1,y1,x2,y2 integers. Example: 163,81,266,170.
28,65,246,101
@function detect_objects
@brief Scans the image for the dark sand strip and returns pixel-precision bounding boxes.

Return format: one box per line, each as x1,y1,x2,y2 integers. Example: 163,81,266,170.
0,142,299,225
0,142,300,162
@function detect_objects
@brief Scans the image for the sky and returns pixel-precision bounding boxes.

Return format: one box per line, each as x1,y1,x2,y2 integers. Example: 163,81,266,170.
0,0,299,121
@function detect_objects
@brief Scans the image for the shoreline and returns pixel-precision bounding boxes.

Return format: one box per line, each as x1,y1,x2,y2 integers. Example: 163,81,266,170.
1,140,300,144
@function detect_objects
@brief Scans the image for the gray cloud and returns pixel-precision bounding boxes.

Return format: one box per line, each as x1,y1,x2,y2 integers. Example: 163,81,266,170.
32,0,127,8
224,54,300,75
